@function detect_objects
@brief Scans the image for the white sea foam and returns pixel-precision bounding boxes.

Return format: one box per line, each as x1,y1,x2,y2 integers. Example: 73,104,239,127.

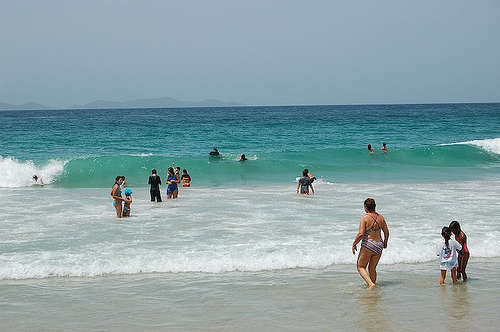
0,156,67,188
445,137,500,155
0,180,499,280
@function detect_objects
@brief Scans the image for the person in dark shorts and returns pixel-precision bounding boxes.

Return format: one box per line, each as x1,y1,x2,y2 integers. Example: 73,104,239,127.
148,169,162,202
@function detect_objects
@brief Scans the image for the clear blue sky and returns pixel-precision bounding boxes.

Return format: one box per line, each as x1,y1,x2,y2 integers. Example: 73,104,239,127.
1,0,499,107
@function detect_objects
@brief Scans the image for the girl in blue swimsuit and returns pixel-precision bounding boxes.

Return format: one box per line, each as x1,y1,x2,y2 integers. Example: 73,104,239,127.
166,167,180,199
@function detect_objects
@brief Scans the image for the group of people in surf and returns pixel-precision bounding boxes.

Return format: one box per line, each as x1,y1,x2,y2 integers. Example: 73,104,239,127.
351,198,469,289
110,166,192,218
149,165,192,201
110,148,251,219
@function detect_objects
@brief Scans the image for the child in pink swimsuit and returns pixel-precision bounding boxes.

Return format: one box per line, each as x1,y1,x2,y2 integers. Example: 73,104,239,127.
449,221,469,281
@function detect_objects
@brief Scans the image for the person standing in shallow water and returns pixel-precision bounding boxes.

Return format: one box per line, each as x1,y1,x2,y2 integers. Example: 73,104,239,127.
449,220,469,281
148,169,162,202
352,198,389,289
297,169,314,194
436,226,462,285
166,167,180,199
111,176,127,218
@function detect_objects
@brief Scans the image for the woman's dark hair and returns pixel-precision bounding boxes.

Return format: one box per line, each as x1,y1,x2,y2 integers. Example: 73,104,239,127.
168,167,174,175
364,198,376,212
449,220,461,235
302,169,309,177
152,169,157,174
115,175,122,182
442,226,451,249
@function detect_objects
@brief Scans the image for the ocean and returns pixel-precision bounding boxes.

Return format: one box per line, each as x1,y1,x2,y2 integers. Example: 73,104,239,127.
1,103,499,331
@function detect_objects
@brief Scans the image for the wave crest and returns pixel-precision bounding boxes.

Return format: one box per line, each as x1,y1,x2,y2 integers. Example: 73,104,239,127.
447,137,500,155
0,156,67,188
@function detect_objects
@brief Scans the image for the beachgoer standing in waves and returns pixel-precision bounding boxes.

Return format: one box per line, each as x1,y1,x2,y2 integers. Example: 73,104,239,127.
297,169,314,195
352,198,389,288
166,167,180,199
181,169,191,187
449,221,469,281
381,142,387,152
148,169,162,202
111,176,128,218
436,226,461,285
123,189,133,217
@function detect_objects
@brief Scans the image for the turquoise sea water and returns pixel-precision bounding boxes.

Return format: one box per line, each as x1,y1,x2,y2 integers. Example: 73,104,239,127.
1,103,499,187
1,103,500,330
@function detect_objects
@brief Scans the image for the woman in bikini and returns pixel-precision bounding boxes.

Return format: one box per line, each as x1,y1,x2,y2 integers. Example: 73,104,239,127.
352,198,390,288
110,176,127,218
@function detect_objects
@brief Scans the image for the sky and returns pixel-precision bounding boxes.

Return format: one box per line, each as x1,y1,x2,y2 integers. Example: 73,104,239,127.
1,0,499,108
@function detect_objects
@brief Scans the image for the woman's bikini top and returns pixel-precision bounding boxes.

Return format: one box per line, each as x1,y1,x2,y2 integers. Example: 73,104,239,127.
114,183,122,196
365,213,381,235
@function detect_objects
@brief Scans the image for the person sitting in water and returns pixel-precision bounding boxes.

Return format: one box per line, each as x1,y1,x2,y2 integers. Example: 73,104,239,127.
209,148,220,156
367,144,375,153
238,154,248,161
381,142,388,152
32,175,44,186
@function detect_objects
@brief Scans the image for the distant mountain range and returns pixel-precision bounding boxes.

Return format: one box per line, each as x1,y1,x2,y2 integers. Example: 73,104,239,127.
0,102,52,110
0,96,244,110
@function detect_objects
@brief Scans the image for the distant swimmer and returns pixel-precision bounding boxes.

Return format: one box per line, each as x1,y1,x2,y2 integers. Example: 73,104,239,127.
381,142,388,152
209,148,220,156
238,154,248,161
32,175,44,186
367,144,375,153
